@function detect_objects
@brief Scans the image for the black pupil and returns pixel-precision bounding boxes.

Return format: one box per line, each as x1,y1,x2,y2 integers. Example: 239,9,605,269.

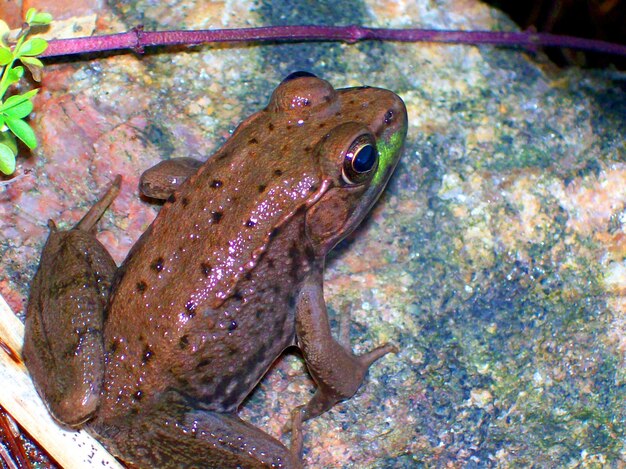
353,145,376,173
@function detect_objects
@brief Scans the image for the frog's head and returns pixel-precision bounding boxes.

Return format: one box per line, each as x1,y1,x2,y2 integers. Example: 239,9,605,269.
270,72,407,255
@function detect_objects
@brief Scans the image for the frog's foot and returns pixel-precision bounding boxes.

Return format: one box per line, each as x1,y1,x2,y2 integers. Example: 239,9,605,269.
94,391,302,469
283,340,396,430
285,336,393,457
139,157,203,199
76,175,121,231
23,176,121,426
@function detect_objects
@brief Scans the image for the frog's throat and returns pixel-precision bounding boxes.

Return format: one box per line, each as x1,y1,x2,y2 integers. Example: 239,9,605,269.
374,130,404,186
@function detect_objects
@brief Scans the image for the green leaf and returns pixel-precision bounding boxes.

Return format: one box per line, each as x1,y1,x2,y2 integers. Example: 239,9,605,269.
16,38,48,57
6,66,24,86
0,142,16,175
25,8,37,24
20,56,44,81
20,56,43,68
6,117,37,149
1,89,38,108
0,46,12,66
25,9,52,26
0,128,17,152
1,102,33,120
1,92,37,119
18,88,38,100
1,67,24,96
31,12,53,26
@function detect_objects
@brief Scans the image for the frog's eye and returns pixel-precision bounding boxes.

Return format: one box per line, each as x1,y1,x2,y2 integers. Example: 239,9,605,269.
342,134,378,185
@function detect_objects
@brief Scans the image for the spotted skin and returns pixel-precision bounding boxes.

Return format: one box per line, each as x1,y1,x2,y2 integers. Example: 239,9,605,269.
24,75,407,468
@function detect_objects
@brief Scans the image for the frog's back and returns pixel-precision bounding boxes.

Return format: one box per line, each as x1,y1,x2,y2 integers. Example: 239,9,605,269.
98,109,324,419
96,73,404,421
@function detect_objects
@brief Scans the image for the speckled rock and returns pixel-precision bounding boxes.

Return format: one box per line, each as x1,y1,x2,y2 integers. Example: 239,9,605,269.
1,0,625,467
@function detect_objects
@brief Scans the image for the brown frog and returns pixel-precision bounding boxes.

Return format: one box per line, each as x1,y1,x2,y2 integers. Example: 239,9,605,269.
23,72,407,468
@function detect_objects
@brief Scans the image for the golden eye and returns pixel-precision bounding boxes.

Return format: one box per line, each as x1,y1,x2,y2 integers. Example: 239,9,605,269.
341,134,378,185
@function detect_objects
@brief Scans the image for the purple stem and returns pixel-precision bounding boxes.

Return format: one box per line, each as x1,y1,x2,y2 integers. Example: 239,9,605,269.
41,25,626,58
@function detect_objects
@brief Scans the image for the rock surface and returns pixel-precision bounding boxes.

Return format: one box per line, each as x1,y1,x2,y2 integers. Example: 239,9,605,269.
1,0,625,466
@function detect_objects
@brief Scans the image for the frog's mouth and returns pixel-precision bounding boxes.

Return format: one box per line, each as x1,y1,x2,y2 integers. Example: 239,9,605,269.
374,125,406,185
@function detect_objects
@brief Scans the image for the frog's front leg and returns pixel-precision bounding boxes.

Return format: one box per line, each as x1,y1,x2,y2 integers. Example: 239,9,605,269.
138,157,203,199
291,270,396,455
23,176,121,426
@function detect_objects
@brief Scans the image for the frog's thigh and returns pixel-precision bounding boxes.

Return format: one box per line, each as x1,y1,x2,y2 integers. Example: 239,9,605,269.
23,228,116,426
294,272,395,421
109,394,301,469
139,157,203,199
24,178,120,427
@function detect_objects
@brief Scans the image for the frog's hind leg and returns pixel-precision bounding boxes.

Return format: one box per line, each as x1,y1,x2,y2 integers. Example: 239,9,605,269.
93,391,302,469
23,176,121,427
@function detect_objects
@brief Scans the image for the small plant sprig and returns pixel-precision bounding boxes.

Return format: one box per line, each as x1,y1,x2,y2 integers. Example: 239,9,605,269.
0,8,51,175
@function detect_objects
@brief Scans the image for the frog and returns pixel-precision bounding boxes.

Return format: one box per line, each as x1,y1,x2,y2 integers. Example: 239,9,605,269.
23,71,407,468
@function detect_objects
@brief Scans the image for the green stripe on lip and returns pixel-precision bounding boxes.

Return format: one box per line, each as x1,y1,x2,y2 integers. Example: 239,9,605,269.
373,129,405,186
